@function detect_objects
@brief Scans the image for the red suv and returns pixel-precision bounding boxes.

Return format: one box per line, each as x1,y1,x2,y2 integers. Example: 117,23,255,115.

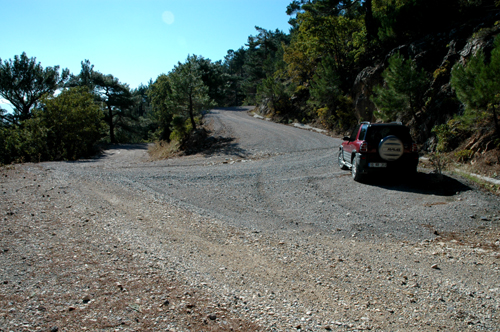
338,122,419,181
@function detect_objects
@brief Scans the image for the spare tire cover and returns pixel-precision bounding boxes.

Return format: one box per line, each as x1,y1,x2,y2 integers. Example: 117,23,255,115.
379,135,404,161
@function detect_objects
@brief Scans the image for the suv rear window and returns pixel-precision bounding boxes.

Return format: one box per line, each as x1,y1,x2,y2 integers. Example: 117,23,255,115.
365,126,412,143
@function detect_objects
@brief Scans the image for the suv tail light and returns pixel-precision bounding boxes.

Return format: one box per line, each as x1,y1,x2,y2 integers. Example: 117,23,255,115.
360,142,368,153
412,143,418,153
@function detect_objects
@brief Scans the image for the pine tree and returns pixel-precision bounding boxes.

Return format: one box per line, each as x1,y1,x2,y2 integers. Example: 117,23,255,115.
371,52,429,124
451,35,500,137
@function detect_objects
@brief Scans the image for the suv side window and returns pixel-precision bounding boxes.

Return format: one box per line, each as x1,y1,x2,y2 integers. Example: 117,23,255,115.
349,125,360,141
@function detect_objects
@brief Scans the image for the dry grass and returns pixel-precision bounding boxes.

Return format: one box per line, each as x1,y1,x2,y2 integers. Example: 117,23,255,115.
147,140,181,161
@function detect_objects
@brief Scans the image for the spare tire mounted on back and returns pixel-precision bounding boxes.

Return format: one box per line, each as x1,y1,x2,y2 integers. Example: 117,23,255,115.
378,135,404,161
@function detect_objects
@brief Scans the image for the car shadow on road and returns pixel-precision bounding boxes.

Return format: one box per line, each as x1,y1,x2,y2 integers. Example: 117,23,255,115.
364,172,472,196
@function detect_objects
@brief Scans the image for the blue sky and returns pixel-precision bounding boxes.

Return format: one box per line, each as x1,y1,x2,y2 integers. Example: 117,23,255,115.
1,0,292,109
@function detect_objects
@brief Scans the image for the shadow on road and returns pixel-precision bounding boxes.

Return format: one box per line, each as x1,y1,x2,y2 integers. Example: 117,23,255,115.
212,106,256,112
364,172,472,196
184,135,250,159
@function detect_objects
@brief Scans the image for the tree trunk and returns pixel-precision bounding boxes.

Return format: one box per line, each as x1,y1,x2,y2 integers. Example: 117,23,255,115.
21,104,32,121
108,105,116,143
364,0,376,42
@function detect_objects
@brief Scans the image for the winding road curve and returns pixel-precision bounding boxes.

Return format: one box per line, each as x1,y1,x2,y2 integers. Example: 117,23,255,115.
51,107,496,241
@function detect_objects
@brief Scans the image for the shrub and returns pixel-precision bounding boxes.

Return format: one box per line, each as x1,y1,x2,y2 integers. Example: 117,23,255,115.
169,115,192,142
39,87,104,160
454,149,474,162
0,87,104,164
429,152,448,175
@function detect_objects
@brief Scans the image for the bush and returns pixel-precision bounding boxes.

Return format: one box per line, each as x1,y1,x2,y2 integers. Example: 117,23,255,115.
39,87,104,160
454,149,474,162
169,115,192,142
0,87,104,164
432,113,480,152
429,152,448,175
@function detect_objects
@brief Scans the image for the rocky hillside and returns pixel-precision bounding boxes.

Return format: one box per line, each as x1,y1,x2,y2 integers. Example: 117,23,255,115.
353,11,500,151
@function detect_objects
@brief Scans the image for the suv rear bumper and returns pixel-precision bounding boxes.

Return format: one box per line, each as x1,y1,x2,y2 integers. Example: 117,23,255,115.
356,153,418,174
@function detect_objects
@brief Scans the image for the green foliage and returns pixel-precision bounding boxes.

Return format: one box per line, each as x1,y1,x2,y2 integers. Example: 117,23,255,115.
241,27,291,105
433,34,500,154
220,27,290,107
308,56,357,129
0,116,49,164
432,122,456,153
433,61,450,81
69,60,136,144
169,55,215,130
278,2,369,131
3,1,498,161
122,84,155,143
284,9,366,86
197,58,227,107
451,35,500,136
222,48,247,106
256,71,293,118
0,107,10,127
0,52,69,122
149,74,174,140
432,111,487,152
169,115,192,142
0,87,103,164
149,55,215,144
454,149,475,162
372,52,429,123
39,87,104,160
93,73,135,144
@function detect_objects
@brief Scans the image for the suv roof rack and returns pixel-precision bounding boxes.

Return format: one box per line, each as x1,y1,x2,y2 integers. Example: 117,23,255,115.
390,121,403,125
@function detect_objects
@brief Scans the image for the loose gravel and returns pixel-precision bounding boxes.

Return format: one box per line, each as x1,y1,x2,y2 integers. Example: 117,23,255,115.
1,107,499,331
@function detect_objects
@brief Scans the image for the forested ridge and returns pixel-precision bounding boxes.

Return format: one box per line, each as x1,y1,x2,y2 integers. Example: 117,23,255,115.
1,0,500,165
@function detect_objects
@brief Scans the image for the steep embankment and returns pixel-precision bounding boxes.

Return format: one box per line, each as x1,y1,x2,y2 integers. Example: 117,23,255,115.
353,12,500,145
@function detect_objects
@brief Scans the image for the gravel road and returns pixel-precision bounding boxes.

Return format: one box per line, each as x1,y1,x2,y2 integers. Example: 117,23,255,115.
1,107,500,331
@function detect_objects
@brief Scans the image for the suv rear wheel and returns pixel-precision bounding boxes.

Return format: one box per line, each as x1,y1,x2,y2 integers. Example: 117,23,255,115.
351,154,363,182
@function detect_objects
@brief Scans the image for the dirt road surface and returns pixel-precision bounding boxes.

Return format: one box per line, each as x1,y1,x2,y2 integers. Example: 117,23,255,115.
1,107,499,331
